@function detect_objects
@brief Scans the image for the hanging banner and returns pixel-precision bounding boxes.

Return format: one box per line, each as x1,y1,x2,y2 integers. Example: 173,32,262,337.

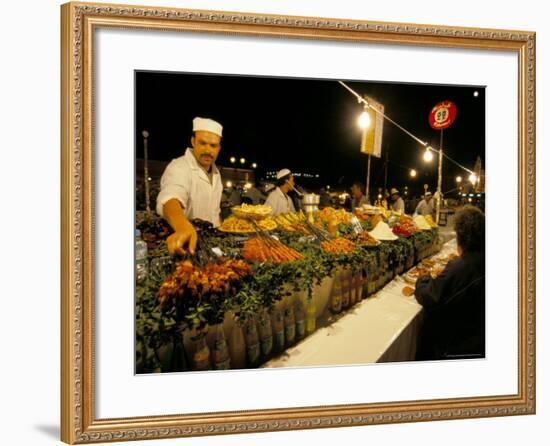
429,100,457,130
360,96,384,158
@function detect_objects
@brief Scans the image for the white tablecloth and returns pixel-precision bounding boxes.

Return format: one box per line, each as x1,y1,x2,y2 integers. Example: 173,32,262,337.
263,238,457,368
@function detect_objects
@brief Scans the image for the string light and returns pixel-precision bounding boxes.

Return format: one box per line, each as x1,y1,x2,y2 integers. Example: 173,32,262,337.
423,149,434,162
229,157,236,164
240,157,246,164
410,169,417,178
456,176,462,183
339,81,477,176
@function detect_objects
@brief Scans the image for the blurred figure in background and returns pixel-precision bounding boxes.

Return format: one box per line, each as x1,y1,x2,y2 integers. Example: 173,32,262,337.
414,191,435,217
390,188,405,213
319,187,332,209
243,182,266,205
350,181,369,210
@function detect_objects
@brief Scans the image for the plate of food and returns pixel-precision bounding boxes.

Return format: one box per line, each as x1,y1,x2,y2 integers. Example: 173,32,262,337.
219,216,277,233
231,203,272,220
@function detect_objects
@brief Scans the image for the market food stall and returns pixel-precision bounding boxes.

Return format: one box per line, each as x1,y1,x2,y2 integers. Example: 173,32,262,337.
135,204,451,373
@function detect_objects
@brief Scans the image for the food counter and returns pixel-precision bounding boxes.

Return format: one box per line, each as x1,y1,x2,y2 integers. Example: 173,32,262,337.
135,206,448,373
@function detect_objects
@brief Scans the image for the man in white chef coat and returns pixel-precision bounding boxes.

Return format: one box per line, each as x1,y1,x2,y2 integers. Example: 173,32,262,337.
264,169,296,215
156,117,224,255
414,191,435,217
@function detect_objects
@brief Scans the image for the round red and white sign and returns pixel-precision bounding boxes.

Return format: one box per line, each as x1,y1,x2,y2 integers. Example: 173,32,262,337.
429,101,457,130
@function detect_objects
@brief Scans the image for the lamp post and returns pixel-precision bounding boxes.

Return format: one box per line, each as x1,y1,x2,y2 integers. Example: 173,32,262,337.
141,130,151,217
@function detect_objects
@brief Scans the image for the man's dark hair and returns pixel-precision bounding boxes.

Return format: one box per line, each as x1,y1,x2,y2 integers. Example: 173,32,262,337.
352,181,365,194
277,174,292,187
454,205,485,253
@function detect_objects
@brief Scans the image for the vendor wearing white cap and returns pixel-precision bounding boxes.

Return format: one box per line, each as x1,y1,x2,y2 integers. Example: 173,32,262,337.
390,188,405,213
156,117,223,255
414,191,435,217
264,169,296,215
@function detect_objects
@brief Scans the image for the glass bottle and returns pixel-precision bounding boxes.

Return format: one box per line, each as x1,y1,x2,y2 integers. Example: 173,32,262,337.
191,332,211,371
271,307,285,353
329,274,343,314
305,299,316,336
341,270,351,310
294,299,306,341
283,299,296,347
258,309,273,358
244,317,260,368
211,324,231,370
228,323,246,370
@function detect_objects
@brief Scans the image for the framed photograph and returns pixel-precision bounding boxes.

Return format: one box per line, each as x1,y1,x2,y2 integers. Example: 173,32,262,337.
61,1,536,443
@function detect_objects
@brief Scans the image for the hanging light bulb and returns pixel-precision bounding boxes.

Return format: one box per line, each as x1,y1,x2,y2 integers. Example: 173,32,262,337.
456,176,462,183
469,173,477,184
358,110,371,129
423,148,434,162
410,169,417,178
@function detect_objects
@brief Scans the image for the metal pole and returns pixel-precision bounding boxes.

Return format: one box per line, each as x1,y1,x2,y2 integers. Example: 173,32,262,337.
383,148,388,194
366,154,371,203
436,129,444,225
142,130,151,216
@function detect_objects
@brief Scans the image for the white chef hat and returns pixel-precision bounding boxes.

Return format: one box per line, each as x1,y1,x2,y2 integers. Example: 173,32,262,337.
276,168,292,180
192,117,223,137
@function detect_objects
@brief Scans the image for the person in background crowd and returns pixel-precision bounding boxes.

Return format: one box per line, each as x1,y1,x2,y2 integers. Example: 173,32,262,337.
414,191,435,216
243,182,266,205
228,186,241,207
264,169,296,215
350,181,369,210
390,188,405,213
156,117,223,255
319,187,332,209
414,205,486,360
374,191,388,209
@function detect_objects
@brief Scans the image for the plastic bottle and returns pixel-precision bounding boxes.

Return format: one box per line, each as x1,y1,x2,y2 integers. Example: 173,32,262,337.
228,324,246,370
305,299,316,335
271,307,285,353
191,334,211,371
244,318,260,367
212,324,231,370
258,310,273,358
135,229,148,283
330,275,343,314
283,299,296,347
294,299,306,341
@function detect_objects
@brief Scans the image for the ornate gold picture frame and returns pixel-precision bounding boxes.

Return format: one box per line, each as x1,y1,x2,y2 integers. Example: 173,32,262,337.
61,2,536,443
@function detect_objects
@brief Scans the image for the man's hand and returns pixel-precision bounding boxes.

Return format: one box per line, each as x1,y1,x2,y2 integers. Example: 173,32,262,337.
166,221,197,256
162,199,197,256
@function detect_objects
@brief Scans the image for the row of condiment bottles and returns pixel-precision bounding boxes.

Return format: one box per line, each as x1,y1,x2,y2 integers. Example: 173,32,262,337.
187,296,318,371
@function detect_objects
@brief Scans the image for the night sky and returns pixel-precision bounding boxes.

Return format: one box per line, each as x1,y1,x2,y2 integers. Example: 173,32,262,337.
135,71,485,197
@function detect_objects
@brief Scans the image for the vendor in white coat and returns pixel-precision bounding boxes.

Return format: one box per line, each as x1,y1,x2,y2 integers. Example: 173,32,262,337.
264,169,296,215
156,117,223,255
